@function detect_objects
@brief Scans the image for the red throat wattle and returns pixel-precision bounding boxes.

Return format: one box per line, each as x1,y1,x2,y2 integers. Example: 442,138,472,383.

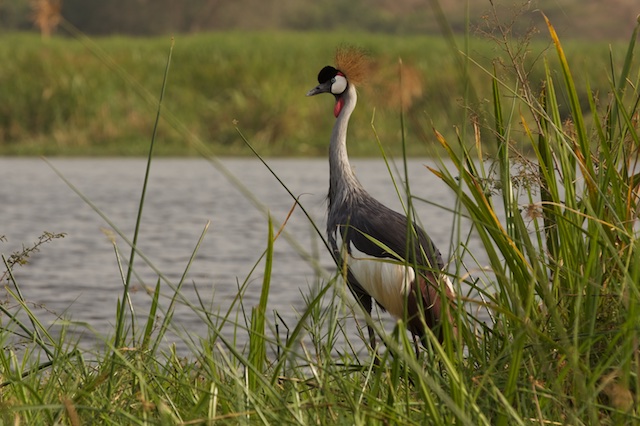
334,97,344,117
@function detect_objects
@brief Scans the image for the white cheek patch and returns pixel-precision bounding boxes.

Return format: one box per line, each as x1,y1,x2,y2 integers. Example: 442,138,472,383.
331,75,348,95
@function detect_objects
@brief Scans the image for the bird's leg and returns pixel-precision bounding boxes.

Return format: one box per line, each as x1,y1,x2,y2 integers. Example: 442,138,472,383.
367,324,383,366
412,333,421,359
352,289,381,362
367,324,377,349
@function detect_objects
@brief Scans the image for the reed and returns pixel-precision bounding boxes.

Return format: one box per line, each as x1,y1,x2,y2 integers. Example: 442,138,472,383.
0,29,630,157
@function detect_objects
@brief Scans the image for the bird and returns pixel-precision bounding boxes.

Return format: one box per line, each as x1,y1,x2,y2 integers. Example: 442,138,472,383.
306,47,456,353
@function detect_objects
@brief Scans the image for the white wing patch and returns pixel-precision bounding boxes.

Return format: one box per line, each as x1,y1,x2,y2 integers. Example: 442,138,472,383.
346,244,416,320
334,231,456,319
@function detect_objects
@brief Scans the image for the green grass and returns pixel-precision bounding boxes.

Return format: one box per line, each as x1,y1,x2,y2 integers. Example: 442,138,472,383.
0,29,631,156
2,12,640,426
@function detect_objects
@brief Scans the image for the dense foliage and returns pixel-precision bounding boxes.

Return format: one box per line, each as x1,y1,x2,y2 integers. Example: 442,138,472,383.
0,31,630,156
2,0,638,39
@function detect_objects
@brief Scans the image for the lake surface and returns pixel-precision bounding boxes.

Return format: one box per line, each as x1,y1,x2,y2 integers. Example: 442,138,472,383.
1,157,488,354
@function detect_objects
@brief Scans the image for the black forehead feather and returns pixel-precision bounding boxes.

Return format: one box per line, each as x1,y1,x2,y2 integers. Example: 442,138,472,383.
317,66,339,84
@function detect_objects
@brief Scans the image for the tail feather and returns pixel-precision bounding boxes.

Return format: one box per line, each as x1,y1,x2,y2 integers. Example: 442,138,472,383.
406,272,457,344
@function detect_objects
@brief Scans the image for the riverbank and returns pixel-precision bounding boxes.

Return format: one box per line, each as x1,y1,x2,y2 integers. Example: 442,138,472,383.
0,30,629,157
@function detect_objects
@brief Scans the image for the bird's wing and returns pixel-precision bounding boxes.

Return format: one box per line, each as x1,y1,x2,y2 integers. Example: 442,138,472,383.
349,201,457,338
344,199,445,272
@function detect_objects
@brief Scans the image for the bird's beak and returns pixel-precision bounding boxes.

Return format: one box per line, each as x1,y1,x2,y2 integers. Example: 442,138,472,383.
306,81,332,97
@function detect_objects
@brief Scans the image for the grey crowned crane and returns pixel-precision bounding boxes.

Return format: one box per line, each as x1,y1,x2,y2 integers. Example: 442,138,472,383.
306,48,457,352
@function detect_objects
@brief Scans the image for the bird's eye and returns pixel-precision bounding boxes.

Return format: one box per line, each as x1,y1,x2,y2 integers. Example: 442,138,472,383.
331,75,348,95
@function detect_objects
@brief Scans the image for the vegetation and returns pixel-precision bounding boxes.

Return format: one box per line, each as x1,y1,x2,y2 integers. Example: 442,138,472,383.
0,30,633,156
2,0,638,39
2,9,640,426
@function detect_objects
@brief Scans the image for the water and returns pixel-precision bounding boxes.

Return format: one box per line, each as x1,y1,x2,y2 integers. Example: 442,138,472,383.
1,157,486,353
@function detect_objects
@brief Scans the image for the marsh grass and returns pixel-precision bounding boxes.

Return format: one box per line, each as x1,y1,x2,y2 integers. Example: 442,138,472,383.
0,26,631,157
2,9,640,426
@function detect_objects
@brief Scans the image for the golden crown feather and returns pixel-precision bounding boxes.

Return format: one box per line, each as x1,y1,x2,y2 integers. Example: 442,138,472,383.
334,45,370,86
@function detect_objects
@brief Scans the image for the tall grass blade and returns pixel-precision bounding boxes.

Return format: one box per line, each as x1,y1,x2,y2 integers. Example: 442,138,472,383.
542,14,593,187
141,279,161,351
492,66,517,241
248,216,274,392
117,38,174,350
608,19,640,142
534,89,560,261
150,221,209,355
107,38,174,400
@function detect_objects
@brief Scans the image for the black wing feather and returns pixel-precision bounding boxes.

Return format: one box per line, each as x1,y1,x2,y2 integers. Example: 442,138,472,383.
342,197,445,273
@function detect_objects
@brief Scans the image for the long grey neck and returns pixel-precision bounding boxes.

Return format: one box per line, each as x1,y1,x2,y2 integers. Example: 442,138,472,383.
329,83,364,210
